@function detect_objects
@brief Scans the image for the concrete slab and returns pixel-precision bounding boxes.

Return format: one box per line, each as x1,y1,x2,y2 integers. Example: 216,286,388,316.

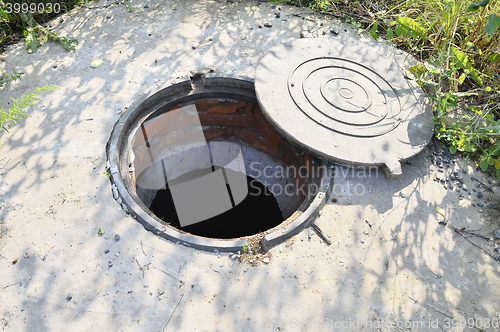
0,0,499,331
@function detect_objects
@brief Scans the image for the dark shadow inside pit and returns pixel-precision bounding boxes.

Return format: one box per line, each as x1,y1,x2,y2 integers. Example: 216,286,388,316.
149,168,284,239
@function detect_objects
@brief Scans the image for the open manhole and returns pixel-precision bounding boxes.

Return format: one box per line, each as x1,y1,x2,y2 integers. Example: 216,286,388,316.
106,39,433,252
107,74,332,252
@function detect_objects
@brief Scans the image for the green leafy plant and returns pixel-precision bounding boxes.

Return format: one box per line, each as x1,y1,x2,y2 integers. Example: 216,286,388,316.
1,76,59,141
385,0,500,178
1,0,81,53
242,243,250,257
0,69,22,87
24,24,78,53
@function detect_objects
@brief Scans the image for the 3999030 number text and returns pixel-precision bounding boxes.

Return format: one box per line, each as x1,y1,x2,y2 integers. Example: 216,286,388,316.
4,2,61,14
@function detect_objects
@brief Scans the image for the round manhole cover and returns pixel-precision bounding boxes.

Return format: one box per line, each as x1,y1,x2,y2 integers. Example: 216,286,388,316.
255,39,434,179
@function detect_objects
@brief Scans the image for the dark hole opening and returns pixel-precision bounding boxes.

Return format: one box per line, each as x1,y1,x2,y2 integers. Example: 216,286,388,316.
149,168,284,239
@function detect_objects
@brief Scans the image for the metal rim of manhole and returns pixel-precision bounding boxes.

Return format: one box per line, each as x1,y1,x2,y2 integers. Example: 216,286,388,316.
106,74,333,253
255,38,434,180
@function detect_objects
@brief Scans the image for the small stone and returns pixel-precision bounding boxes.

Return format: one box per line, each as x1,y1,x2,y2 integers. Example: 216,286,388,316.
264,23,273,28
473,188,476,192
462,169,467,174
115,234,120,241
53,65,57,69
219,263,223,267
454,171,459,176
192,46,196,49
488,204,492,208
144,4,148,8
477,192,483,198
104,249,110,254
494,231,500,240
275,13,280,18
479,210,484,213
360,240,365,244
472,203,476,207
477,202,484,207
488,180,493,185
330,30,339,36
494,248,499,252
263,257,269,264
271,4,275,8
108,262,113,267
67,294,73,301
